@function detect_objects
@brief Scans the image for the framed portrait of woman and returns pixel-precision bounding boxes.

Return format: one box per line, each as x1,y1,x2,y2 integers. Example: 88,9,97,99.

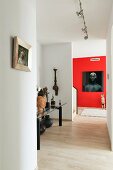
13,36,32,72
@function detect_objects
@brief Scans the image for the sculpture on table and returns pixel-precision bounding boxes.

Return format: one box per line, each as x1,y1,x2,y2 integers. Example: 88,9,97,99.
37,87,53,134
53,68,59,96
43,87,50,109
51,95,55,108
37,88,46,114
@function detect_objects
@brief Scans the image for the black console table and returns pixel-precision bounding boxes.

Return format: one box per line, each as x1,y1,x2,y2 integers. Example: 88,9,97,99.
37,103,66,150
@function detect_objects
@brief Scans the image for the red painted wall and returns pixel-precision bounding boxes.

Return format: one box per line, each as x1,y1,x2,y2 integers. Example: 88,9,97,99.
73,56,106,108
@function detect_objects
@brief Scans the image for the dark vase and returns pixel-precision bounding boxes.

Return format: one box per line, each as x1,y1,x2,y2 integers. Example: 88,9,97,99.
44,115,53,128
40,118,46,135
51,100,55,108
45,102,50,109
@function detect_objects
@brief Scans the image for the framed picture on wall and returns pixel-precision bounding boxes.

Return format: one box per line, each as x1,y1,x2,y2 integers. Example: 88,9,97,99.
82,71,104,92
13,36,32,71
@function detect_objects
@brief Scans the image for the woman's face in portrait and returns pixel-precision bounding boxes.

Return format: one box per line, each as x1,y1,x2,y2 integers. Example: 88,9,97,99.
90,73,97,82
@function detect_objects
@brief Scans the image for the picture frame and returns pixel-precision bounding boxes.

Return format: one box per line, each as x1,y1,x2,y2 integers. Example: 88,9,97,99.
13,36,32,72
82,71,104,92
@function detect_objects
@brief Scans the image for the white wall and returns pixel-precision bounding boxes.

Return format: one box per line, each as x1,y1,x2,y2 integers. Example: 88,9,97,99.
0,0,37,169
0,32,2,169
106,3,113,151
37,43,42,88
72,39,106,57
41,43,72,120
0,24,2,168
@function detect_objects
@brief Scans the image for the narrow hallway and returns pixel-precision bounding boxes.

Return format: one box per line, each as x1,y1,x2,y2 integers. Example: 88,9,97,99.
38,116,112,170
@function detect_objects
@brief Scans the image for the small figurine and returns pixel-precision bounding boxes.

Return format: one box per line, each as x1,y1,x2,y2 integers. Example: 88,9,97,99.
59,100,61,106
51,95,55,108
101,94,105,109
43,87,50,109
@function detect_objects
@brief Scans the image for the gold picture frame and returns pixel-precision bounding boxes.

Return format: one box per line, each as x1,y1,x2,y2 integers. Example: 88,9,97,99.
13,36,32,71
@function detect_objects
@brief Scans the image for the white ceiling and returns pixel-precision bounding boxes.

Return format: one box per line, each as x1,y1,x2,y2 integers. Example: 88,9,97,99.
37,0,113,44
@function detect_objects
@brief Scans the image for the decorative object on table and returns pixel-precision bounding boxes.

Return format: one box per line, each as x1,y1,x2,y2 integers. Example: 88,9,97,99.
37,96,46,114
40,117,46,135
59,100,61,106
53,68,59,96
37,88,45,96
37,88,46,114
13,36,32,71
51,95,55,108
43,87,50,109
46,101,50,109
44,115,53,128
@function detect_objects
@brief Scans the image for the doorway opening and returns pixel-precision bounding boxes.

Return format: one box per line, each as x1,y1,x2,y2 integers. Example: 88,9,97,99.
72,56,107,119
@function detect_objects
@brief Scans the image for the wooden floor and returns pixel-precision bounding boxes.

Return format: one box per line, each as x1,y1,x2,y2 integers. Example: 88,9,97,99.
38,116,113,170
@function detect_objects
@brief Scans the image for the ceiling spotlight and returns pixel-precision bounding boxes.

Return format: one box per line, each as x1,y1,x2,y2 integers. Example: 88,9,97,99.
76,0,89,40
76,10,83,17
84,35,88,40
82,26,87,33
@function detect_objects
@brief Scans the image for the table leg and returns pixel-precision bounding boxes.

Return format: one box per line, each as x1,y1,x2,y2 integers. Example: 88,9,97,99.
37,118,40,150
59,106,62,126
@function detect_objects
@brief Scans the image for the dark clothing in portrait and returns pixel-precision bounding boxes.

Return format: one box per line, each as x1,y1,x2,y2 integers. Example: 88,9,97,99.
84,83,102,92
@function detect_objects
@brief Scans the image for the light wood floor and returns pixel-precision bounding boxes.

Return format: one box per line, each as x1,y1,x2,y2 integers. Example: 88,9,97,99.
38,116,113,170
